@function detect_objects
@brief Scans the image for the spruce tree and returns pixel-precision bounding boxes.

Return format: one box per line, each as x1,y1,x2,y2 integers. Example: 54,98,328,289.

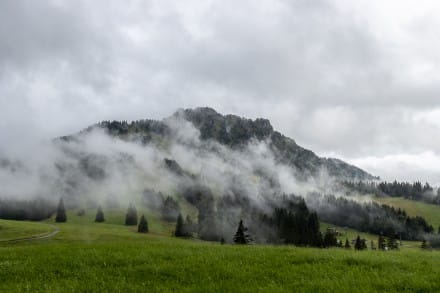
233,220,252,244
55,198,67,223
175,213,185,237
125,203,138,226
95,206,105,222
138,215,149,233
323,230,338,247
354,235,366,250
344,238,351,249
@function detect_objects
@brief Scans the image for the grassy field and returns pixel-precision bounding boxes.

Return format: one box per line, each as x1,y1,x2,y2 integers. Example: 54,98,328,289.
0,220,55,241
374,196,440,229
1,209,439,292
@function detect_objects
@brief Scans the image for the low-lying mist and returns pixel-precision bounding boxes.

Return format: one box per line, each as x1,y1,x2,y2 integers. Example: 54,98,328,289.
0,116,336,206
0,113,436,243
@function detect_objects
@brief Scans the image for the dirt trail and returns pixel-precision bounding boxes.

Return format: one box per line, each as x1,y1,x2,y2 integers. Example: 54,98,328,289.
0,224,60,244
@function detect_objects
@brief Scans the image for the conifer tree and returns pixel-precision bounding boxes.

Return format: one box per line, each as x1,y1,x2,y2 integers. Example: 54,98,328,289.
175,213,185,237
354,235,367,250
125,203,138,226
323,230,338,247
344,238,351,249
95,206,105,222
138,215,149,233
233,220,252,244
55,198,67,223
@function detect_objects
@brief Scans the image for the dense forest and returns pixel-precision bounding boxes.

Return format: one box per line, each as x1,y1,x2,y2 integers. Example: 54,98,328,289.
0,198,55,221
343,180,440,204
306,194,434,240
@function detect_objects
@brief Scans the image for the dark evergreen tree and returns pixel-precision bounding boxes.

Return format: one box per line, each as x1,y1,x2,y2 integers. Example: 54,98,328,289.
233,220,252,244
175,213,186,237
55,198,67,223
220,237,225,245
271,200,322,247
323,230,338,247
95,206,105,222
125,203,138,226
378,235,386,250
344,238,351,249
307,212,322,246
138,215,149,233
354,235,367,250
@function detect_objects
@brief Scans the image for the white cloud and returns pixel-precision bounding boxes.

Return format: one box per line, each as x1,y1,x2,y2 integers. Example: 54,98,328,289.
347,151,440,184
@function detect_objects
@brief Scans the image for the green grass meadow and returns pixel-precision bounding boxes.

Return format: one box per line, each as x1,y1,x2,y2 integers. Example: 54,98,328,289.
1,209,440,292
0,220,55,241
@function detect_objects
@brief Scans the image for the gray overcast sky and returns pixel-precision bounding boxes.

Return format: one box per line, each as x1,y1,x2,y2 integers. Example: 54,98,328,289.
1,0,440,183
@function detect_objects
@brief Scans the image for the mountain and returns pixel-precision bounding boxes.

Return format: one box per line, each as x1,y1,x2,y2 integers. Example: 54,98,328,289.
83,107,376,182
4,107,437,244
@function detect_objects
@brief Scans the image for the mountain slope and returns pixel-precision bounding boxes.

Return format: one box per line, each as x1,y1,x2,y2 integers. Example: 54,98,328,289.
91,107,376,181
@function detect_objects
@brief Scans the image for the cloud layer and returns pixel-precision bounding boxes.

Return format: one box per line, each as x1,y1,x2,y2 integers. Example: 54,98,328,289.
1,0,440,183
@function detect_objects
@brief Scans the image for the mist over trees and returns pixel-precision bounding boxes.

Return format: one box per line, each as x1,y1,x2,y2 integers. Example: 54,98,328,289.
306,193,433,240
343,180,440,205
1,108,438,248
0,198,55,221
161,197,180,222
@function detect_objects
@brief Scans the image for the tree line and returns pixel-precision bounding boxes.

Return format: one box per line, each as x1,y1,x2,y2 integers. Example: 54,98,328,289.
54,199,150,233
306,193,434,241
343,180,440,205
0,198,55,221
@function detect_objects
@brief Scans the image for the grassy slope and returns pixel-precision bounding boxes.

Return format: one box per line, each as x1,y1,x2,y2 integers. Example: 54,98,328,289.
374,196,440,229
1,209,439,292
0,220,55,241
